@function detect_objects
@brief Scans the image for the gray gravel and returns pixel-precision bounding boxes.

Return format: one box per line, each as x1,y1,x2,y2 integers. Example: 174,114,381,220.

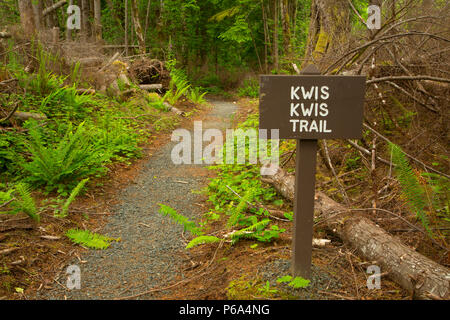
37,100,237,300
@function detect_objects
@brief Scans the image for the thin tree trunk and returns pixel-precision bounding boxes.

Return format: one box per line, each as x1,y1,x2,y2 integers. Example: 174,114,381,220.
130,0,146,54
32,0,43,30
281,0,290,55
93,0,102,41
125,0,129,56
81,0,89,39
262,1,269,73
144,0,151,41
18,0,36,36
273,0,279,72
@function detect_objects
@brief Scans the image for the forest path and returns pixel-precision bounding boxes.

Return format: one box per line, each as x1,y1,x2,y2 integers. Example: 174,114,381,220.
38,100,237,300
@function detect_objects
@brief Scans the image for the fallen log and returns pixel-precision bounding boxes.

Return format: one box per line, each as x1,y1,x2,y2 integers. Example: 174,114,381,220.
0,32,12,39
76,88,96,95
163,101,185,116
139,84,162,91
261,164,450,300
12,111,47,121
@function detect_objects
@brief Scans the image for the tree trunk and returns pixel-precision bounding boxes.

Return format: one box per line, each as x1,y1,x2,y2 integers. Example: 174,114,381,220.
261,164,450,300
130,0,146,54
18,0,36,36
304,0,350,67
93,0,102,41
273,0,279,72
125,0,129,56
81,0,90,39
280,0,291,56
32,0,43,30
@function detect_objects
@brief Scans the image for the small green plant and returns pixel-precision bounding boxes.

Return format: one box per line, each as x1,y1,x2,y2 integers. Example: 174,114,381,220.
66,229,119,249
158,204,202,236
258,281,278,295
187,86,207,104
56,178,89,218
185,235,221,249
237,79,259,98
163,79,191,105
11,183,40,222
391,143,432,234
276,275,310,289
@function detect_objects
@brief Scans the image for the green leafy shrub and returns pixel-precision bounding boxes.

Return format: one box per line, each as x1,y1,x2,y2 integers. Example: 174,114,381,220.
22,122,110,194
187,86,207,104
238,79,259,98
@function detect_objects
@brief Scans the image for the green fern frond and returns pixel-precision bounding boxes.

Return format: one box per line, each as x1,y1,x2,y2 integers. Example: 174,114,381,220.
186,236,221,249
390,143,431,234
227,189,255,227
58,178,89,218
229,219,270,244
66,229,119,250
14,183,40,222
158,204,202,236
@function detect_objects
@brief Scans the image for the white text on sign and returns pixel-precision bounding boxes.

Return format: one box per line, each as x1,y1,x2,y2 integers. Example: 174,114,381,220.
289,86,332,134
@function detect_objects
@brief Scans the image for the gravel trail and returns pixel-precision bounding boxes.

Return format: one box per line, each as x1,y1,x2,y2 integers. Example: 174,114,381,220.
38,100,237,300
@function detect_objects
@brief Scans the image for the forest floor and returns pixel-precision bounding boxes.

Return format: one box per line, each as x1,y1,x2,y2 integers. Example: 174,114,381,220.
3,97,405,300
28,99,236,300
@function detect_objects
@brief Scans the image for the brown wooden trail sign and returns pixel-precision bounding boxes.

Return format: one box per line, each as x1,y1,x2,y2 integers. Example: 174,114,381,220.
259,65,366,279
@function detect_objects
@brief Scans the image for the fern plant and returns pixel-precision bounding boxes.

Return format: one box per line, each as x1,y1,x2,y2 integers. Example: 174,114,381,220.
187,87,207,104
56,178,89,218
12,183,40,222
158,204,202,236
66,229,119,249
22,122,110,194
229,219,270,244
391,143,432,234
186,236,221,249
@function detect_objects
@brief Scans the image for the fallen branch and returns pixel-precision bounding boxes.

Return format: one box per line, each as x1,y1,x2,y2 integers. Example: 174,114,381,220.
98,52,121,73
367,75,450,85
261,164,450,300
0,102,20,123
42,0,67,17
163,101,185,116
139,84,163,91
363,123,450,179
11,111,47,122
0,32,12,39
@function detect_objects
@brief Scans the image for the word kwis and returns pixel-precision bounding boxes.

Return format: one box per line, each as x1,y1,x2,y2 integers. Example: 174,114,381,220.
171,121,279,169
289,86,332,133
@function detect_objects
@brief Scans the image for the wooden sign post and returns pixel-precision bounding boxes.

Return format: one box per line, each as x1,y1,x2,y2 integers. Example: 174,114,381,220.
259,65,366,279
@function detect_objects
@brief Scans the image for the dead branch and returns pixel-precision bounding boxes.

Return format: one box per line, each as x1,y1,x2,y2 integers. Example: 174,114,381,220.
363,124,450,179
367,75,450,85
0,102,20,123
42,0,67,17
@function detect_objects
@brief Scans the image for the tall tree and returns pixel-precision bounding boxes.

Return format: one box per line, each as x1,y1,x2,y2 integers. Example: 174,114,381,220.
18,0,36,35
304,0,350,68
94,0,102,40
273,0,279,71
130,0,146,54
